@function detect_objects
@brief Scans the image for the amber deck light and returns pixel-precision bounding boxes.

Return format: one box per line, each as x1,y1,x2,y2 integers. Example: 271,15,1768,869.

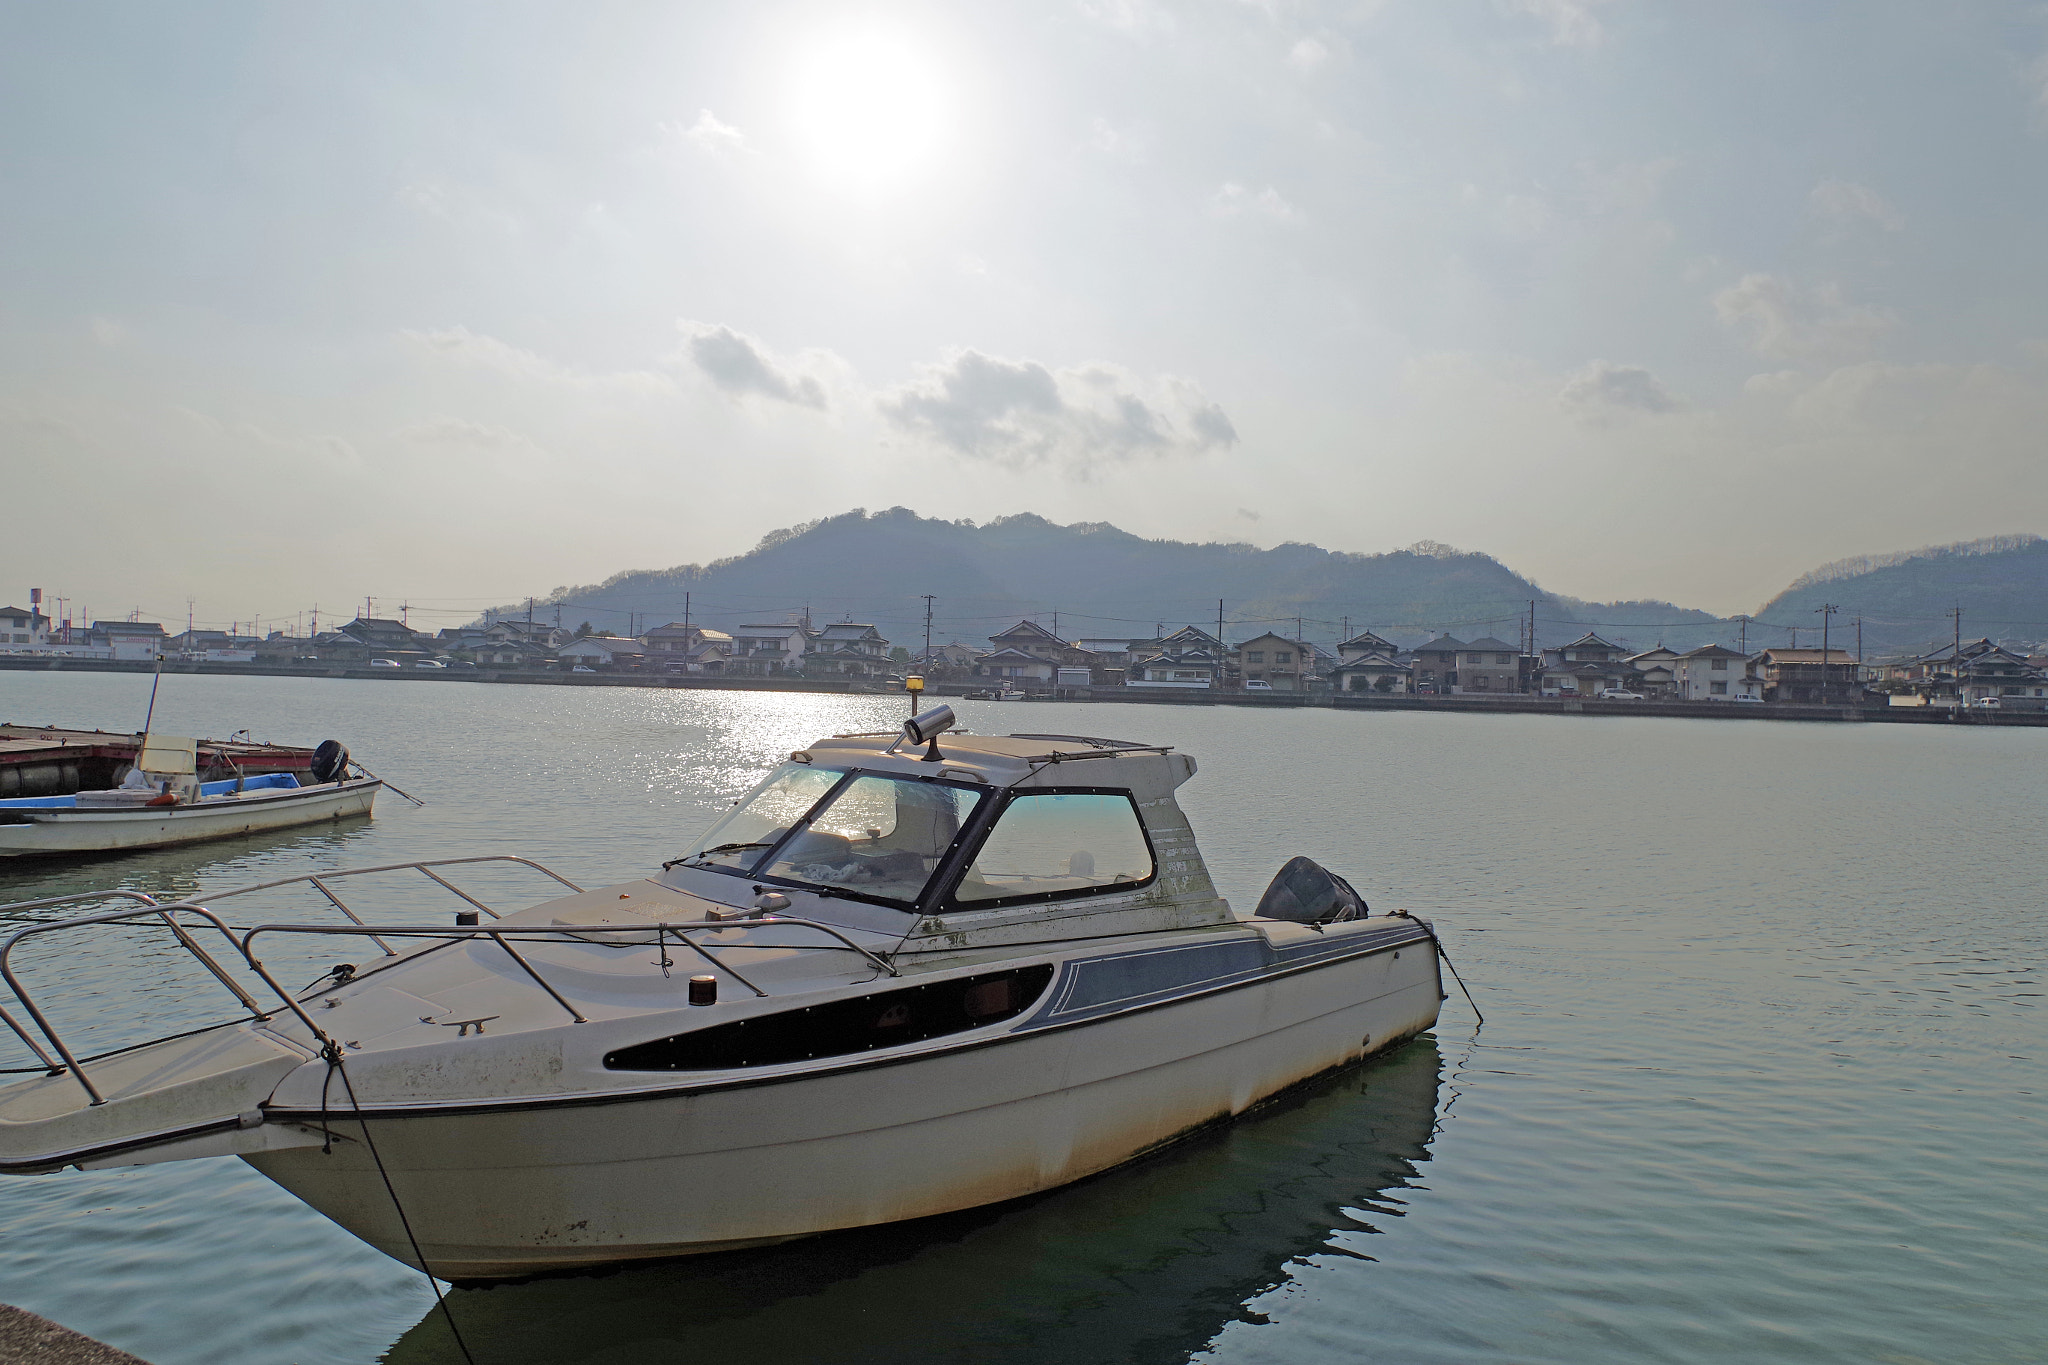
905,673,924,717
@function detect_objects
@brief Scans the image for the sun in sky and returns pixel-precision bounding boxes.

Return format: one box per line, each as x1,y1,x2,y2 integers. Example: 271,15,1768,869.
782,24,956,193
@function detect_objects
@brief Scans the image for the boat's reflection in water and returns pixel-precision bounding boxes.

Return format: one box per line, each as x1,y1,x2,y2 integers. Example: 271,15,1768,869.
386,1039,1443,1365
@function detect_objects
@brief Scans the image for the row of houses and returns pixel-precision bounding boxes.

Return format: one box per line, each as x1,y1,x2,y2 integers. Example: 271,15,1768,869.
0,606,172,661
954,620,2048,707
11,594,2048,707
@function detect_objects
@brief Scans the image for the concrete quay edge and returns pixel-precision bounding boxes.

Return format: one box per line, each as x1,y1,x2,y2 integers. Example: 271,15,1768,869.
0,1304,152,1365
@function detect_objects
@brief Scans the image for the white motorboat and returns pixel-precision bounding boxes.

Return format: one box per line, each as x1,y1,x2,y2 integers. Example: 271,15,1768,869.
0,708,1444,1281
0,735,379,857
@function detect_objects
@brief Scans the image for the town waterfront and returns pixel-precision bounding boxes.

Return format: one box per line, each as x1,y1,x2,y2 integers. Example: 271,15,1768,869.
0,671,2042,1365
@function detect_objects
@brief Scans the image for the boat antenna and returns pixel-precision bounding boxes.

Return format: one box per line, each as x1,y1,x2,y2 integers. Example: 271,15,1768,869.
142,648,165,735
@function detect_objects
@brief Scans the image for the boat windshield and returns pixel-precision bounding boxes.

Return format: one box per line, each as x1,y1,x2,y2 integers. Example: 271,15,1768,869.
675,764,988,908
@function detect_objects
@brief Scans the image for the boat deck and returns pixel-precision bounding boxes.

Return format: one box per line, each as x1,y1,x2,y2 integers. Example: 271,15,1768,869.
0,726,319,798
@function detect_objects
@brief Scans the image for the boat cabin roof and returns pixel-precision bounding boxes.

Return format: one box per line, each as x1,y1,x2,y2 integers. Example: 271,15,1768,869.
795,731,1196,800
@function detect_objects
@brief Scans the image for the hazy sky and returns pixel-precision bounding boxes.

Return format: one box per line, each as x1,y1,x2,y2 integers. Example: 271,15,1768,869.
6,1,2048,631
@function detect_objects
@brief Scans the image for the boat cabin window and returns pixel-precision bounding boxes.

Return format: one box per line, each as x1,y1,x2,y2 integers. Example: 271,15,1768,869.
952,790,1154,907
675,762,843,872
757,775,982,904
675,764,987,908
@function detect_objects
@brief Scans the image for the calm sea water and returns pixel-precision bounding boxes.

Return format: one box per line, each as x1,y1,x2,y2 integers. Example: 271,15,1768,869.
0,672,2041,1365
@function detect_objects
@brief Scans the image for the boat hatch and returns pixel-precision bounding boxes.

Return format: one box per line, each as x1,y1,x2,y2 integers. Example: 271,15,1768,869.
603,963,1055,1071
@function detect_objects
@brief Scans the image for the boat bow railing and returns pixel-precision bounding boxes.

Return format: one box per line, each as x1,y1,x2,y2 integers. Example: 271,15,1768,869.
0,857,899,1106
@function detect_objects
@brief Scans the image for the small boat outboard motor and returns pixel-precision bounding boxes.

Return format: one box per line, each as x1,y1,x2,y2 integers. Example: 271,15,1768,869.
309,740,350,785
1254,856,1368,924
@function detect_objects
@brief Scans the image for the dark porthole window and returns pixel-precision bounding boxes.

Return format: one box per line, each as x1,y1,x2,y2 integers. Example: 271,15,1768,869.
604,963,1056,1072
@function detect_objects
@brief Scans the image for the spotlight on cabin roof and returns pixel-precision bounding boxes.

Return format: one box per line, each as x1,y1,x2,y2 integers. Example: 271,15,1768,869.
905,704,954,745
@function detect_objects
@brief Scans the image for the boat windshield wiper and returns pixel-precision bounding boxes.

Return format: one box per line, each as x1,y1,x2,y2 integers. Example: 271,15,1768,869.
780,882,914,912
663,841,776,870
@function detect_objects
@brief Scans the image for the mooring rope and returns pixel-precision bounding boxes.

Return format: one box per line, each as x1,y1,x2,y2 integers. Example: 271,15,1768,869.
1405,914,1484,1027
321,1040,478,1365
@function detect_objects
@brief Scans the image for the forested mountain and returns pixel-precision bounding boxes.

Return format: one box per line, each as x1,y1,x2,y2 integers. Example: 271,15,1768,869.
492,507,1729,652
1755,535,2048,658
491,510,2048,659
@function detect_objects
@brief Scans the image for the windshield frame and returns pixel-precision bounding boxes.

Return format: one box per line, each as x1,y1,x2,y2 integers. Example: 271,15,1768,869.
679,766,995,912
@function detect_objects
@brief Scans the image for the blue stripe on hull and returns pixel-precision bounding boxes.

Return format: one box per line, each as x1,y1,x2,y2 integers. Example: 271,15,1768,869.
1019,923,1432,1030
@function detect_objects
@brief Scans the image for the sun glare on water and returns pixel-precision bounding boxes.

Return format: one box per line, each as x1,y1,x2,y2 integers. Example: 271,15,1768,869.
785,27,953,192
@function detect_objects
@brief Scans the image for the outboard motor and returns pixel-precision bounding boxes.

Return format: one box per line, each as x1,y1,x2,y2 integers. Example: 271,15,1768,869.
309,740,350,785
1254,856,1368,924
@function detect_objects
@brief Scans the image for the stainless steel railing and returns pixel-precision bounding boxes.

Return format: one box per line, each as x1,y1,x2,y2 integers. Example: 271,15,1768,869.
0,856,898,1106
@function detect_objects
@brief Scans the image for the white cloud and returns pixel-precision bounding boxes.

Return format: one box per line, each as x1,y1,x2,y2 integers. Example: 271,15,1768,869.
1289,38,1330,71
396,417,551,476
1559,361,1680,416
1713,274,1899,361
1503,0,1620,48
878,350,1237,472
1211,181,1301,222
1088,117,1150,160
1075,0,1175,38
1809,178,1904,232
402,326,671,395
88,317,128,348
678,323,829,409
667,109,749,156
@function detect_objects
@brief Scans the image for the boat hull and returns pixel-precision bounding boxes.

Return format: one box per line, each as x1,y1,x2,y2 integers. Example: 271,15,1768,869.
0,780,378,857
247,938,1441,1279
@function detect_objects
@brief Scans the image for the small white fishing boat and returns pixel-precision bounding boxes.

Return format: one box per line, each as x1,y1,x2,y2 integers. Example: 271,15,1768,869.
0,736,379,858
0,709,1444,1280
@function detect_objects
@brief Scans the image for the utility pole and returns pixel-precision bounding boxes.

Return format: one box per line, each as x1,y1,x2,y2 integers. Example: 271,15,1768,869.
921,594,935,666
1734,614,1751,654
1855,616,1863,667
400,601,409,628
1950,604,1964,705
1051,609,1059,642
365,596,373,622
1815,603,1839,703
1216,600,1226,690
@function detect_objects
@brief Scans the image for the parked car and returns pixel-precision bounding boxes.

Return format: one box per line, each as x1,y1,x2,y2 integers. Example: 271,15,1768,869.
1597,688,1645,701
1971,696,2002,709
414,659,447,670
448,659,479,670
1243,680,1274,692
572,665,597,674
369,658,401,669
1729,694,1765,704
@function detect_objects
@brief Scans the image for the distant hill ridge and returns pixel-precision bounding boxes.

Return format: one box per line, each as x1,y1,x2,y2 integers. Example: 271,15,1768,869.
1758,534,2048,656
487,509,2048,659
490,507,1725,652
1788,534,2044,590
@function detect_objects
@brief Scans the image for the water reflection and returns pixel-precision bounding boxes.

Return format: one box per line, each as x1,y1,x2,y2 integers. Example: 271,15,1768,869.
385,1041,1442,1365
